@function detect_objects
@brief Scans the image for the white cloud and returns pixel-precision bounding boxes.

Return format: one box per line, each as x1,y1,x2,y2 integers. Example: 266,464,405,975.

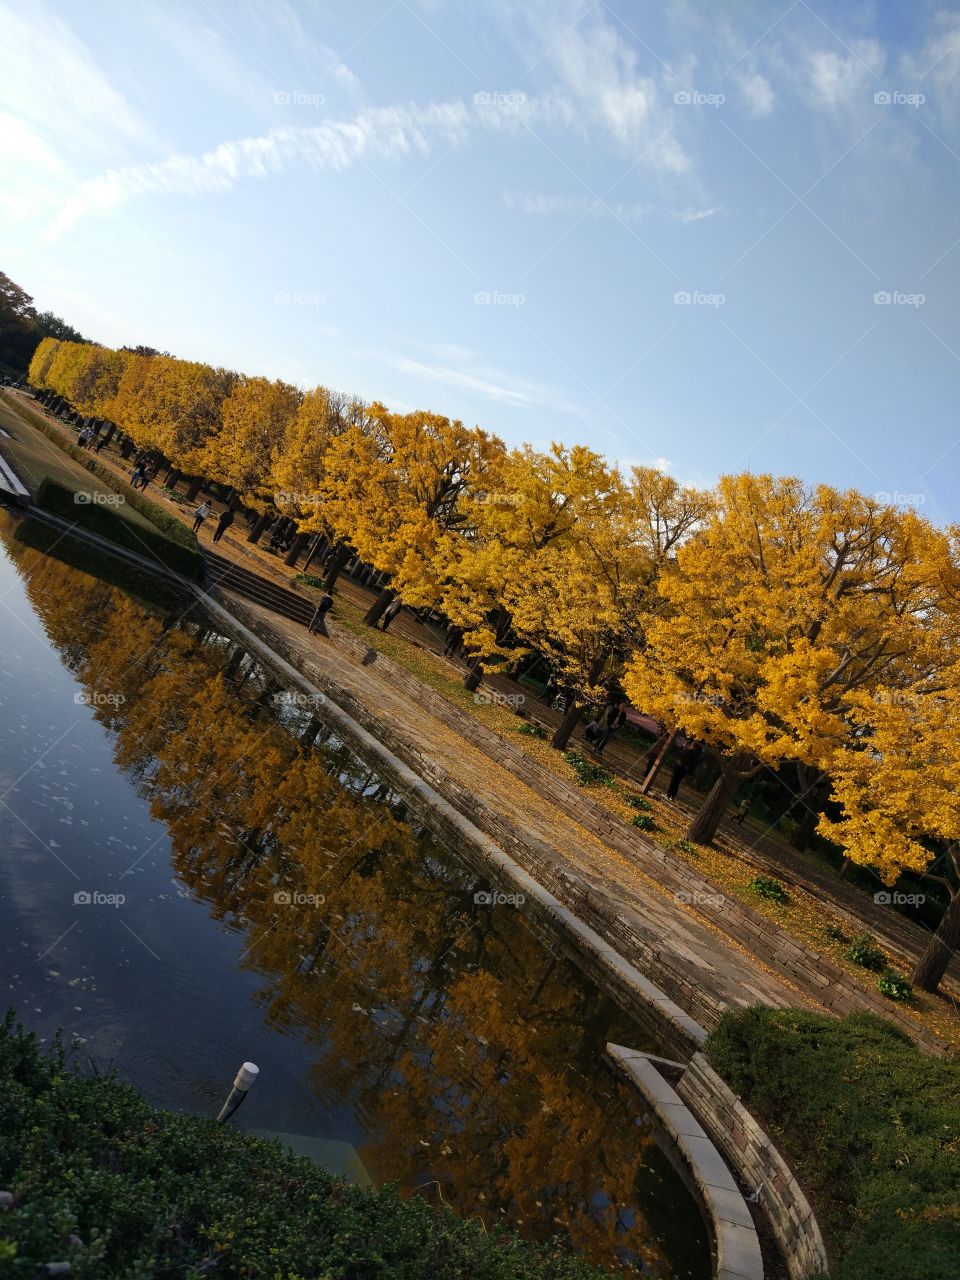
670,205,723,223
388,351,575,414
539,10,691,171
806,40,884,110
0,0,158,154
45,100,474,238
738,71,775,117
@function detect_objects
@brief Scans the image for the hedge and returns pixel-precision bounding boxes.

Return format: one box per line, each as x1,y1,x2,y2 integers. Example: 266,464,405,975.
0,1014,611,1280
36,478,203,581
705,1007,960,1280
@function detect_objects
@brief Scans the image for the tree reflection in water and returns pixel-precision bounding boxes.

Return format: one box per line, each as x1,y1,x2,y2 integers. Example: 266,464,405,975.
5,525,709,1278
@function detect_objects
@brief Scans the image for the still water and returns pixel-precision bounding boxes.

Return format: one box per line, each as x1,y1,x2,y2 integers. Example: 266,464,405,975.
0,512,709,1278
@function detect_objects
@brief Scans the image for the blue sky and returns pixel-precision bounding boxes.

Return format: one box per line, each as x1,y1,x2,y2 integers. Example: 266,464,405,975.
3,0,960,520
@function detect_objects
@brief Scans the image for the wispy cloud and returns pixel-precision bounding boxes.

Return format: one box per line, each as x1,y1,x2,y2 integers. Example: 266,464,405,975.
388,347,576,413
502,189,721,225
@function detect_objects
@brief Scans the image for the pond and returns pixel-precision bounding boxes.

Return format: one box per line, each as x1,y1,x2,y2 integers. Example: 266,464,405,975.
0,511,709,1279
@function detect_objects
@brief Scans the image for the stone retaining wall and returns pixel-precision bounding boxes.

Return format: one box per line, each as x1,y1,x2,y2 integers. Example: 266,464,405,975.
608,1044,765,1280
678,1054,829,1280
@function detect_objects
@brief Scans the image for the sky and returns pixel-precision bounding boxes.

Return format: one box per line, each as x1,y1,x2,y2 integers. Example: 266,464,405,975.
3,0,960,521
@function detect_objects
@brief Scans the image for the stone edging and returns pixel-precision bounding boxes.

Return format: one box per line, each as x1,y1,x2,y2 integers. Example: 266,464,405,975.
607,1043,765,1280
678,1054,829,1280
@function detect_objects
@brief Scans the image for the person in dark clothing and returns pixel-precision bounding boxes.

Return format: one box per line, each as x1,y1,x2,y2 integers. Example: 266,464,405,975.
212,507,235,544
380,599,402,631
584,718,603,747
543,673,559,705
308,593,334,636
666,742,703,801
595,704,627,755
130,463,145,488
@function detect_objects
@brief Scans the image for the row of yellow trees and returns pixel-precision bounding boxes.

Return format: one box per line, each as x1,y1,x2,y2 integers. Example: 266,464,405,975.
27,336,960,989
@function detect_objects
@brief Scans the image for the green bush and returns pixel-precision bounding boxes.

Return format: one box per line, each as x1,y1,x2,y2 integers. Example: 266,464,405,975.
847,932,887,972
705,1007,960,1280
295,572,326,589
631,813,659,832
748,873,790,904
0,1013,609,1279
514,721,546,738
625,795,652,812
877,970,913,1002
36,479,202,581
561,751,613,787
672,838,697,855
824,923,849,944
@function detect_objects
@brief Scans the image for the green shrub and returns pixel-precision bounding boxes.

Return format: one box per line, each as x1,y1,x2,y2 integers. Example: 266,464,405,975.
514,721,546,738
748,873,790,904
631,813,659,832
36,479,203,580
706,1007,960,1280
672,838,697,855
625,795,652,811
295,572,326,589
847,932,887,972
824,923,849,943
0,1013,609,1279
561,750,613,787
877,970,913,1002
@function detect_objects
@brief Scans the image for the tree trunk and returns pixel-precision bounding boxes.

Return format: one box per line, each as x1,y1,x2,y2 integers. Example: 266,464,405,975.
463,655,483,693
323,542,352,591
165,466,181,488
687,750,755,845
364,587,394,626
101,422,116,446
911,889,960,993
284,531,311,566
302,534,326,571
247,511,272,544
185,475,204,502
550,700,583,750
638,728,678,795
791,790,825,851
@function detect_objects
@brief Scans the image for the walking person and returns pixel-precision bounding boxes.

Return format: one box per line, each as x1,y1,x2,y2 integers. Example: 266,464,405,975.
595,704,627,755
733,795,752,825
192,500,213,534
130,462,145,488
137,465,156,492
76,425,94,449
666,742,702,802
380,599,402,631
212,507,235,544
307,592,334,637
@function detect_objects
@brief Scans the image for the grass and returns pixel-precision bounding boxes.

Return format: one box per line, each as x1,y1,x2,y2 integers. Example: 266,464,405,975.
706,1007,960,1280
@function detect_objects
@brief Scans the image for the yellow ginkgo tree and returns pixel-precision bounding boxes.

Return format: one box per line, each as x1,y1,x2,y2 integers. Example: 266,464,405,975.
624,473,960,845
